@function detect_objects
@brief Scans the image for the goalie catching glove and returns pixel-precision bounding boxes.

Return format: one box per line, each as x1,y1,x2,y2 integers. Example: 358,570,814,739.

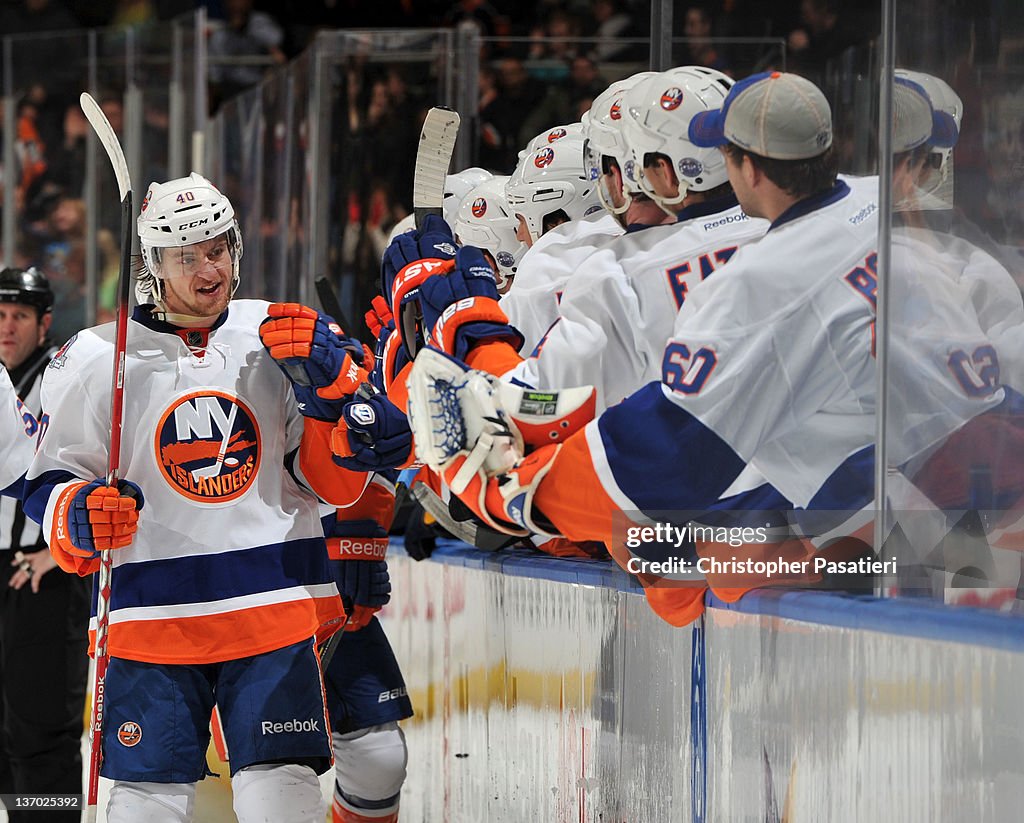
405,348,596,537
51,478,144,571
259,303,372,421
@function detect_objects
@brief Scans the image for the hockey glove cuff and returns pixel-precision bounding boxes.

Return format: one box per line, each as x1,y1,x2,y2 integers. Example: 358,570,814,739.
331,393,414,472
52,478,144,571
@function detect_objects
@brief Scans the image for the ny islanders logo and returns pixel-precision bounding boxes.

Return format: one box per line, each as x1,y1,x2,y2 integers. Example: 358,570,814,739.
534,147,555,168
609,100,622,120
155,390,261,504
661,87,684,110
471,197,488,217
547,127,567,142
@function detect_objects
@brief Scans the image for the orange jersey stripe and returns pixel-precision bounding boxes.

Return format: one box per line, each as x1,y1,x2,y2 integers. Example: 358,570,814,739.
537,428,707,627
98,595,344,665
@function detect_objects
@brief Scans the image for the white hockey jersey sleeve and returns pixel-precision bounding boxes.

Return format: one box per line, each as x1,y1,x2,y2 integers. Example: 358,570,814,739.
0,367,37,493
503,255,650,410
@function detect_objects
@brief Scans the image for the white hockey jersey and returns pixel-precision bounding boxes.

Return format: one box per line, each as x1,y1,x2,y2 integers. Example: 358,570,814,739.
24,300,362,665
504,199,768,411
501,211,623,354
0,367,36,493
579,180,880,515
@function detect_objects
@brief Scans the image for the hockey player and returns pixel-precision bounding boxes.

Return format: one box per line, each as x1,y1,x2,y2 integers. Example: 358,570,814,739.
0,268,90,823
500,130,613,353
405,72,883,626
394,67,769,414
321,474,412,823
23,173,371,823
452,175,527,294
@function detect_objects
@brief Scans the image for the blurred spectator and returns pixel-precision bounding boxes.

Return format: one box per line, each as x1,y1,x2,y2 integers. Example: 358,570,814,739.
787,0,872,85
443,0,502,39
14,96,48,213
478,58,547,172
520,55,603,148
680,5,731,74
110,0,155,27
208,0,286,107
45,103,89,198
527,9,582,64
586,0,644,63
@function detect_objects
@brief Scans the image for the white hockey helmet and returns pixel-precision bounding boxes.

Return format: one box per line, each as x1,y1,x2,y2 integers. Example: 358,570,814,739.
894,69,962,198
621,66,734,211
137,172,242,305
584,71,658,214
505,134,601,243
453,175,527,293
442,167,494,227
525,122,586,155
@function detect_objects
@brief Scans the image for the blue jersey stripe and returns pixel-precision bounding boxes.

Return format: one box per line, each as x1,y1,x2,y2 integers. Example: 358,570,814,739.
596,382,747,515
108,537,333,611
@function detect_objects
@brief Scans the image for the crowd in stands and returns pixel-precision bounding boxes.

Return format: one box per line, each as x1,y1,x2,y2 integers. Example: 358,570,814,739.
0,0,939,346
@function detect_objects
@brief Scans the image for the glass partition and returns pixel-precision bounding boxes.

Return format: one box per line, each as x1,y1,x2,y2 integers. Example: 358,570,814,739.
880,0,1024,609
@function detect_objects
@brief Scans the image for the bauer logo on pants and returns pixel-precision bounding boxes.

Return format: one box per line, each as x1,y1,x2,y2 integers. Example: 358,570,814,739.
154,390,261,504
117,721,143,747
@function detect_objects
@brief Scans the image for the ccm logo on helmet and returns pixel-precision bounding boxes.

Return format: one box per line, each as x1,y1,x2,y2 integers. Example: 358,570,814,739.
177,217,210,230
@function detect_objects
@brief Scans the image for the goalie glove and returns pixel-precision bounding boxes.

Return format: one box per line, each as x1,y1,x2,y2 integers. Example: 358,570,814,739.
406,348,579,537
52,478,144,570
259,303,370,421
331,392,414,472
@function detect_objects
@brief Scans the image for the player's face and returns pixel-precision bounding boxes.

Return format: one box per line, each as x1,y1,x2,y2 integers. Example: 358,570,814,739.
721,147,759,217
643,157,679,201
158,236,234,318
0,303,49,370
515,214,534,247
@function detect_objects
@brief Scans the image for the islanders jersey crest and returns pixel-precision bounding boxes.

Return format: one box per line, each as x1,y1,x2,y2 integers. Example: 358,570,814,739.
155,390,261,504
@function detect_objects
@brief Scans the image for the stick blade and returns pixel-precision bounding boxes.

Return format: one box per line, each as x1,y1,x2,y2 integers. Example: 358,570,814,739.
412,106,460,226
80,92,131,202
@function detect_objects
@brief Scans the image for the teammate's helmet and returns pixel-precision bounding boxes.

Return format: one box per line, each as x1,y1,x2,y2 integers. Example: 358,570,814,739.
584,72,658,214
524,122,586,157
442,167,494,227
895,69,961,198
0,267,53,316
505,134,601,244
453,176,527,293
137,172,242,306
621,66,734,211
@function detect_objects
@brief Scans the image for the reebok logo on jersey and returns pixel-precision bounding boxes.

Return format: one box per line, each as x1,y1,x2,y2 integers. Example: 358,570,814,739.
260,718,321,735
702,213,749,231
848,201,877,225
155,391,261,504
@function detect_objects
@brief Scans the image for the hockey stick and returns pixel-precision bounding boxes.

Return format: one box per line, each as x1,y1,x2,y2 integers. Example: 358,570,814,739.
403,106,460,358
80,91,132,821
314,275,353,335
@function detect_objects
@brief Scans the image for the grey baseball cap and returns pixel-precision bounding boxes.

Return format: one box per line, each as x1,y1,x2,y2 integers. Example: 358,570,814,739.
689,71,833,160
891,74,959,152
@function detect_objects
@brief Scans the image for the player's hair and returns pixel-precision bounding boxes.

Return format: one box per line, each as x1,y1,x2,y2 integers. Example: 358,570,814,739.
542,209,571,234
723,143,839,200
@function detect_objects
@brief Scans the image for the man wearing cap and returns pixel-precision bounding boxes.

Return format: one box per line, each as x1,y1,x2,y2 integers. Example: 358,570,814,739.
0,267,90,822
404,72,885,627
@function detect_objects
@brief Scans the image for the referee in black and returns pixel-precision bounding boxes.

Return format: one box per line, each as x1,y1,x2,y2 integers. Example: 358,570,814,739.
0,268,89,821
